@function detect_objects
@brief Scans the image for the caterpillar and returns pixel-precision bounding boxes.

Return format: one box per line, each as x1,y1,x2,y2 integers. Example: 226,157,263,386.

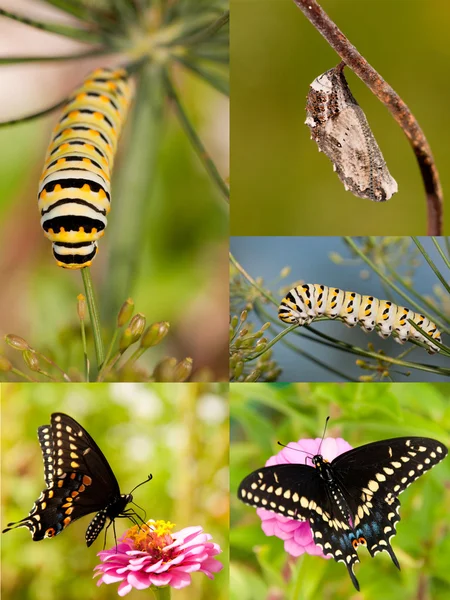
38,67,134,269
278,284,442,354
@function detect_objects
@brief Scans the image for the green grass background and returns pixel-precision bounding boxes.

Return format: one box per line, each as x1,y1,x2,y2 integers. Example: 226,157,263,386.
1,382,229,600
230,382,450,600
231,0,450,235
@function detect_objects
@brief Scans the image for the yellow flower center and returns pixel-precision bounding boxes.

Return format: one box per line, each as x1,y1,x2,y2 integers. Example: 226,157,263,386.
126,520,177,560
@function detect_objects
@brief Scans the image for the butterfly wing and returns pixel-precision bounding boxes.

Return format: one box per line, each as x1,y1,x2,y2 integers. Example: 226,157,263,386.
332,437,448,566
238,464,362,589
3,413,121,541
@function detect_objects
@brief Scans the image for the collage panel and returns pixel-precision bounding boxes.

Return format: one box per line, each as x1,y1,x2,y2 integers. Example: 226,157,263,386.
1,382,229,600
0,1,449,600
231,0,449,236
230,382,450,599
0,1,229,383
230,236,450,382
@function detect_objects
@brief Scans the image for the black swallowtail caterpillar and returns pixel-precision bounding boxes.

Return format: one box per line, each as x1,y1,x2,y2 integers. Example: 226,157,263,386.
38,67,134,269
2,413,151,546
278,283,442,353
238,436,448,590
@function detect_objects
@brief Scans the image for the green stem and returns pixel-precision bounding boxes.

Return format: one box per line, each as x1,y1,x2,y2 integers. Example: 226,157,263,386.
251,306,356,381
255,302,450,377
164,70,230,203
34,351,71,382
302,324,450,376
0,48,107,64
175,56,229,95
171,10,229,47
432,236,450,270
413,237,450,295
10,368,38,382
80,317,89,382
101,62,165,319
119,346,146,371
230,252,278,306
151,586,171,600
0,99,66,128
81,268,105,372
97,351,122,382
380,254,450,328
345,237,447,329
0,8,101,43
101,329,120,375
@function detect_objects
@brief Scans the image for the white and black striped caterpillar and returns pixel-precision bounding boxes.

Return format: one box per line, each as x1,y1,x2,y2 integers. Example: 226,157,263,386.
278,284,442,354
38,67,134,269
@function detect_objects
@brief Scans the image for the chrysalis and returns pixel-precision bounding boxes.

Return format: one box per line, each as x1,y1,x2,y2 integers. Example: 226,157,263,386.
305,62,398,201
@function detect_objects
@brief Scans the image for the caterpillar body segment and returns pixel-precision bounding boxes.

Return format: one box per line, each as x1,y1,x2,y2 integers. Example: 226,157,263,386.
278,284,442,354
38,67,134,269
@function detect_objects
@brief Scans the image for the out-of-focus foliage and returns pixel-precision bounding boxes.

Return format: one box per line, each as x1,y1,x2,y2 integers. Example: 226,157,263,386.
231,0,450,235
1,382,229,600
230,382,450,600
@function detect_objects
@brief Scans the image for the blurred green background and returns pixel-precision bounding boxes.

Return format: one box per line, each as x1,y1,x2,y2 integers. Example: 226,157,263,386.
231,0,450,235
0,1,229,379
230,382,450,600
1,382,229,600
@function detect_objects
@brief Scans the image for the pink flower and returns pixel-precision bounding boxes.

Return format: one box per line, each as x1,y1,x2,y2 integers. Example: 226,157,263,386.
257,436,353,558
94,520,223,596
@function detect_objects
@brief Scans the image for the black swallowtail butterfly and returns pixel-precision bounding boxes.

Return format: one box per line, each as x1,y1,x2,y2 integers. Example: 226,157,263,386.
38,67,134,269
2,413,151,547
238,435,447,590
279,283,442,353
305,62,398,201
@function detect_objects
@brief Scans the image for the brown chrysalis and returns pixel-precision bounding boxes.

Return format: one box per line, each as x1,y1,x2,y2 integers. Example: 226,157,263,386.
305,62,398,201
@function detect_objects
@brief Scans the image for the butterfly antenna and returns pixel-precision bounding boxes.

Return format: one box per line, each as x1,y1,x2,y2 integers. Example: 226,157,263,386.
317,416,330,455
129,474,152,494
277,441,314,458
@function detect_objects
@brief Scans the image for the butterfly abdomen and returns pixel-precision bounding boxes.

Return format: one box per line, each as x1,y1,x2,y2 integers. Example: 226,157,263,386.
278,283,442,353
38,67,134,269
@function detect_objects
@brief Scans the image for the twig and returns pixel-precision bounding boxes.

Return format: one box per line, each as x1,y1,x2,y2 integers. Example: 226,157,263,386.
164,70,229,203
293,0,443,235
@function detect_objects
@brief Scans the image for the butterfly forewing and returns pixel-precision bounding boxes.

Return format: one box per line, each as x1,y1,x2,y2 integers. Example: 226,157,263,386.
238,464,321,521
38,424,56,487
49,413,120,502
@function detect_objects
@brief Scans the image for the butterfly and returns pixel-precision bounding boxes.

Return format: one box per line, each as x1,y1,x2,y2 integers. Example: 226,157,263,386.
2,413,152,547
238,435,447,590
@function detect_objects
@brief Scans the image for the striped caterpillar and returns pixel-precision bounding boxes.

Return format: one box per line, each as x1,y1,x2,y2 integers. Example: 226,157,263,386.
38,67,134,269
278,284,442,354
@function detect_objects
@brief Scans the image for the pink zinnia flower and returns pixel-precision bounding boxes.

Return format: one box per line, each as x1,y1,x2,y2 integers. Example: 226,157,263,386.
257,436,353,558
94,520,223,596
